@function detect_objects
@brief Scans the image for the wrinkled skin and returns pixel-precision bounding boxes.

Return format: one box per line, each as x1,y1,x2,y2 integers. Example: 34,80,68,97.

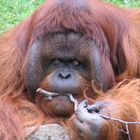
25,32,115,117
72,100,110,140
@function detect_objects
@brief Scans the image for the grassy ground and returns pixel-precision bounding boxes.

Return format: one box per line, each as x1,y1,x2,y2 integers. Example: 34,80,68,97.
106,0,140,7
0,0,44,31
0,0,140,31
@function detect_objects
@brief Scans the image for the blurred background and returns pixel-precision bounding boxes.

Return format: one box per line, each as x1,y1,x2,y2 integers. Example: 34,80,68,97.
0,0,140,32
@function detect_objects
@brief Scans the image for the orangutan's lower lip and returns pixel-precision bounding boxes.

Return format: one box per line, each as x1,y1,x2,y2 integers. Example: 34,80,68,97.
36,88,78,111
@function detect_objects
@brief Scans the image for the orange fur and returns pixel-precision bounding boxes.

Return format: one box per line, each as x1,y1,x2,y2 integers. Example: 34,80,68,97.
96,79,140,140
1,0,140,139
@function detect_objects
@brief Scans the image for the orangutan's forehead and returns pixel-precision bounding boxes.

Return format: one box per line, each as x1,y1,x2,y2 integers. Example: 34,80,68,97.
44,31,92,49
40,31,94,61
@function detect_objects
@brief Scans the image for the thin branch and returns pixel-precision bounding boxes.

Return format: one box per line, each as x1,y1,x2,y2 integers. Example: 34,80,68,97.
36,88,78,111
68,94,78,111
100,115,140,140
100,115,140,125
36,88,59,100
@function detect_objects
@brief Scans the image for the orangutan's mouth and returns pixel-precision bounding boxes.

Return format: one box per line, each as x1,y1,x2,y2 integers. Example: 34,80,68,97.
36,88,78,111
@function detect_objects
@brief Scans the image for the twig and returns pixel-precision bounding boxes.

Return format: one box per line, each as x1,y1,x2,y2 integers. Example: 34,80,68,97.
100,114,140,125
36,88,78,111
36,88,59,100
68,94,78,111
100,115,140,140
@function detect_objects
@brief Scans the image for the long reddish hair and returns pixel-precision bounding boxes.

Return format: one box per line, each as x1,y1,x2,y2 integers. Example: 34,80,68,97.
1,0,140,139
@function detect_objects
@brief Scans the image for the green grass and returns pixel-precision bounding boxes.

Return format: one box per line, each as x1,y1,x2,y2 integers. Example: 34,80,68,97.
0,0,44,31
106,0,140,7
0,0,140,31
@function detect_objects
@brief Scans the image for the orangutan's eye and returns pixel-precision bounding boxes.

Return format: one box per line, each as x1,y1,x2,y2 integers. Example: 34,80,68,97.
72,60,80,66
52,59,61,65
